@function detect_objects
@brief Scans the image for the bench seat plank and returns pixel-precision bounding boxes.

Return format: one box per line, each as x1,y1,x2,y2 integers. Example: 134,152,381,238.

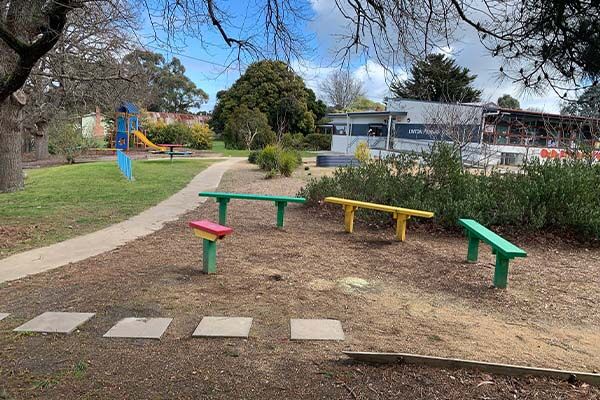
325,197,434,218
458,219,526,258
189,220,233,237
324,196,434,241
200,191,306,203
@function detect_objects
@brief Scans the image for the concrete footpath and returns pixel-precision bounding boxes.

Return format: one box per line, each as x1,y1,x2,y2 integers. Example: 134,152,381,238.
0,158,241,284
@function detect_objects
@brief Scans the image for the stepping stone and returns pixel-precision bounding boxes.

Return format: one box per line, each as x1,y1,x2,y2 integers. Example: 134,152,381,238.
14,312,95,334
290,319,345,341
193,317,253,338
0,313,9,321
103,317,172,339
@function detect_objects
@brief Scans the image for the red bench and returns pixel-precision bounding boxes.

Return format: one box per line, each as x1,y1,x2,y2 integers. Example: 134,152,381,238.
189,220,233,273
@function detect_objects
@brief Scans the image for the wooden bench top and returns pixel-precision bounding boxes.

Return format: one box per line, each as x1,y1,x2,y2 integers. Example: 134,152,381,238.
324,197,434,218
459,219,526,258
199,191,306,203
189,220,233,236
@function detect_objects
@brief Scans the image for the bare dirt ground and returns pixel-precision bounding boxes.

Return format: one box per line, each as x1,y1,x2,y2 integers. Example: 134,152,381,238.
0,161,599,399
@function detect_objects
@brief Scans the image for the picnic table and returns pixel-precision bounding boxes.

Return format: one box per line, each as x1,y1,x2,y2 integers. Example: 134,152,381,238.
155,144,192,161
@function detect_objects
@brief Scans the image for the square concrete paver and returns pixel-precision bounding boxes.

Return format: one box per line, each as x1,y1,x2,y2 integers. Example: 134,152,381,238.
290,319,345,341
14,312,95,334
193,317,253,338
0,313,9,321
103,318,173,339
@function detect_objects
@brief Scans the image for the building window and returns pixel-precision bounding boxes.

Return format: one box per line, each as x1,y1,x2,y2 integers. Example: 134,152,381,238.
500,152,519,165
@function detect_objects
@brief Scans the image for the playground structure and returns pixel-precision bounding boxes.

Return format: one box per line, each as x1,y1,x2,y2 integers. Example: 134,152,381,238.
111,102,167,152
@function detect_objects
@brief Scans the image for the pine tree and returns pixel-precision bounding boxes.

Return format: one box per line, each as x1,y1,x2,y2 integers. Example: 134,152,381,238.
391,54,481,102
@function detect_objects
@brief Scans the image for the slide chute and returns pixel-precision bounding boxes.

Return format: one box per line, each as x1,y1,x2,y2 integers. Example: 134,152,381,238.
132,130,167,151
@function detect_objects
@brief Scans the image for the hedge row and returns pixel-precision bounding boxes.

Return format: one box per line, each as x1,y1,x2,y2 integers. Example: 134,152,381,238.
299,143,600,241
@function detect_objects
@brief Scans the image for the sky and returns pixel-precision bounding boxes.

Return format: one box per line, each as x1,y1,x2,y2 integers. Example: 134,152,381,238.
139,0,563,113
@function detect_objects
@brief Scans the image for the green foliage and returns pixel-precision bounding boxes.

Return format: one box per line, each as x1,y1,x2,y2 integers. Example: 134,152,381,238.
299,143,600,241
223,105,276,150
281,132,331,151
281,132,305,149
344,96,386,112
256,145,301,177
497,94,521,109
188,123,213,150
210,60,321,135
561,86,600,118
124,50,208,113
48,121,96,164
354,141,371,163
304,133,331,150
144,121,212,149
278,151,299,177
257,145,280,171
145,121,191,145
390,54,481,102
248,150,260,164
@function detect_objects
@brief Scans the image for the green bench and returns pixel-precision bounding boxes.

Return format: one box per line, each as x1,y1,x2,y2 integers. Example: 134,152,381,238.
458,219,527,289
199,192,306,228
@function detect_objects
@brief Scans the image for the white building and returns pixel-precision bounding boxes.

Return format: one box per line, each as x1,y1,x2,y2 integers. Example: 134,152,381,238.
328,98,600,166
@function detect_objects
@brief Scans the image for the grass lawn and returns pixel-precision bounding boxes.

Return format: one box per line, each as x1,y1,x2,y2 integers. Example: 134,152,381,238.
210,140,317,157
0,159,214,258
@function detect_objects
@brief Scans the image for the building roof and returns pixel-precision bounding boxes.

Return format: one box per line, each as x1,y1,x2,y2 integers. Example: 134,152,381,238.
327,111,407,118
486,106,600,123
116,102,140,114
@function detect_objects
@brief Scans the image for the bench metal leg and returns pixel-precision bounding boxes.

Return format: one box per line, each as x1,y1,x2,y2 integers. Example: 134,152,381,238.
394,214,409,241
275,201,287,228
493,255,510,289
217,198,229,225
344,205,356,233
467,234,479,262
203,239,217,274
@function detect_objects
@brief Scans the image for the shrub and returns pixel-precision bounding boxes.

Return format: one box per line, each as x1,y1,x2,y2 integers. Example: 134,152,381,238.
49,121,94,164
188,123,213,150
304,133,331,150
248,150,260,164
354,141,371,163
256,145,300,177
257,145,280,171
278,150,299,177
299,142,600,241
145,121,192,145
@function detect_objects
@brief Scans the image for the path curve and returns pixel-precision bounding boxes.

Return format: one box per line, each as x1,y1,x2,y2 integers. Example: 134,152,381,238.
0,158,242,284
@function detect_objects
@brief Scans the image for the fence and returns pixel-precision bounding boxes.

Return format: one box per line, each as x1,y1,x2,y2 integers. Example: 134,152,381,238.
116,150,133,180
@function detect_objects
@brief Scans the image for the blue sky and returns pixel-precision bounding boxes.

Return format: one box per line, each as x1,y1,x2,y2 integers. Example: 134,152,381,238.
138,0,562,113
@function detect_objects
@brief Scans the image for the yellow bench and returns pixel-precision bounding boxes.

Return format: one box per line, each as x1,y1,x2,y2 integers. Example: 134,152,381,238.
324,197,434,241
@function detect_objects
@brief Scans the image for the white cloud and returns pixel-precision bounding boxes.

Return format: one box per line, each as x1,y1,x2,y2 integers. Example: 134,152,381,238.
353,60,395,102
307,0,563,113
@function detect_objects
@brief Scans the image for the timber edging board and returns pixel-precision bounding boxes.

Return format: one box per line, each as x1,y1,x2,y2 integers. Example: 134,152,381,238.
343,351,600,386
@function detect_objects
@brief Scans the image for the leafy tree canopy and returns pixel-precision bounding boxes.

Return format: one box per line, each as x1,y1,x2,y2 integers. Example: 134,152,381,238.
390,54,481,103
561,86,600,118
497,94,520,109
223,105,276,150
124,50,208,113
211,60,324,136
344,96,385,112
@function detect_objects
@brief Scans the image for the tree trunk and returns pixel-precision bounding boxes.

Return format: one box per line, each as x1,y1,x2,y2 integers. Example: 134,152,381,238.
0,95,25,192
34,120,50,160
